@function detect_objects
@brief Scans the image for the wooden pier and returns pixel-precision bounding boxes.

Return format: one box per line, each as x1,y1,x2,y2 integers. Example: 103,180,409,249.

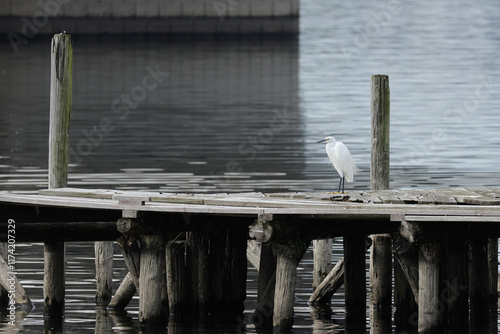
1,35,499,332
1,187,500,332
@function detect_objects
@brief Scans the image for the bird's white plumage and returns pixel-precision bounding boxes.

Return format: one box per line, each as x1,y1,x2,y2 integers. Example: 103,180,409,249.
319,136,359,183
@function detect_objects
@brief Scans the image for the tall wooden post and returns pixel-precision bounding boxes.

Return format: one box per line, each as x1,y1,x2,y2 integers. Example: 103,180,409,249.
370,74,390,190
45,32,72,317
369,74,392,330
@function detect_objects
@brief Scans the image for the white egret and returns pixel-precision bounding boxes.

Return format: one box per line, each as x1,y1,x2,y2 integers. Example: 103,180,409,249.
316,136,359,193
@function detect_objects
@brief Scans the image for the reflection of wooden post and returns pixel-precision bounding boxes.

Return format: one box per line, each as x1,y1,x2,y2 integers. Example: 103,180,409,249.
95,241,113,306
312,238,332,290
45,32,72,318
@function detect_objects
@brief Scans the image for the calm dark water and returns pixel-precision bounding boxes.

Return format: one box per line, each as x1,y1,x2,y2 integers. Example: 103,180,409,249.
1,0,500,332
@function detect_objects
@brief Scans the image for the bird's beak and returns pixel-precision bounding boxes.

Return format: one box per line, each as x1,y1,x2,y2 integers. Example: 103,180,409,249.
316,139,326,143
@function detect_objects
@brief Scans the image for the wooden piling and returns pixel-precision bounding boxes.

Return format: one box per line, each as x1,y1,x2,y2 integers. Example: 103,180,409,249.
312,238,333,290
43,241,66,317
369,74,392,330
487,238,498,321
209,228,247,321
138,234,168,325
343,235,366,331
394,256,417,333
94,241,113,306
253,242,276,329
444,240,468,331
273,242,308,332
45,32,72,318
186,231,210,319
369,234,392,330
418,243,440,334
166,240,191,320
469,239,490,332
370,74,390,191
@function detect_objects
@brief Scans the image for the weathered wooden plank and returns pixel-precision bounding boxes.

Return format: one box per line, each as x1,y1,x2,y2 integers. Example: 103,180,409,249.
346,191,383,204
40,187,121,199
373,190,406,204
405,215,500,223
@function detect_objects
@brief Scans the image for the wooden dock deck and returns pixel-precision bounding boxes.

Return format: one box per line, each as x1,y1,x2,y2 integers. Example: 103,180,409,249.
1,187,500,332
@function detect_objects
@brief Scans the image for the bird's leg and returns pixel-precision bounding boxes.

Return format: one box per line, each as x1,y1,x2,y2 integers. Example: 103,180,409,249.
341,176,345,194
337,177,342,193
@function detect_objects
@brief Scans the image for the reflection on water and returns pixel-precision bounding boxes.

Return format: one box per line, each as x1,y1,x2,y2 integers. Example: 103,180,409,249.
0,0,500,332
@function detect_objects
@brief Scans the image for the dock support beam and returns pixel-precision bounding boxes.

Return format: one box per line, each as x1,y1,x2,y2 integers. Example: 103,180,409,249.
273,242,308,332
312,238,333,290
253,242,276,329
418,243,440,334
187,230,210,320
43,241,66,317
444,240,468,332
469,239,490,332
45,32,72,318
344,235,366,331
369,234,392,332
94,241,113,306
166,240,190,321
138,234,168,326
